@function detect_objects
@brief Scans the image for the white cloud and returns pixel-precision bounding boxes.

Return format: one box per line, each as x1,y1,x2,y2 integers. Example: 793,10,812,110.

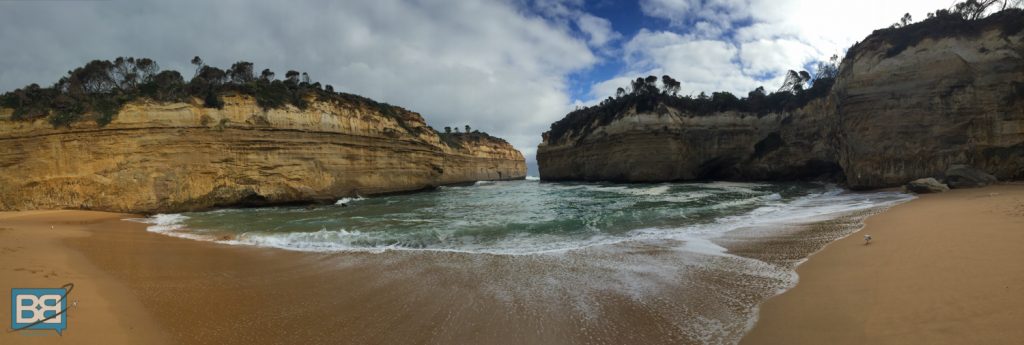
588,0,952,101
739,39,818,77
576,13,622,47
620,30,761,96
640,0,753,32
741,0,953,61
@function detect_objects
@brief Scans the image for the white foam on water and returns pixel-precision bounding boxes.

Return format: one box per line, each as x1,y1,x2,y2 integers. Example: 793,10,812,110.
128,183,916,345
139,186,913,259
525,176,540,181
131,180,915,259
582,184,672,196
334,195,366,205
126,213,215,242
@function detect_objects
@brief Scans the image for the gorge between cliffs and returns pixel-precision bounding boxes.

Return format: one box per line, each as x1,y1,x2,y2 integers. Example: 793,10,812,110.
1,4,1024,345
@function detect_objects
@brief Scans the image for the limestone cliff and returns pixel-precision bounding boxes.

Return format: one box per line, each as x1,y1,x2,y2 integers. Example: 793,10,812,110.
0,95,525,213
834,14,1024,188
538,11,1023,188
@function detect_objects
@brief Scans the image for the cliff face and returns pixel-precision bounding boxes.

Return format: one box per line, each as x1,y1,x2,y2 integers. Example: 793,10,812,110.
538,99,840,182
0,95,525,213
539,13,1024,188
835,25,1024,188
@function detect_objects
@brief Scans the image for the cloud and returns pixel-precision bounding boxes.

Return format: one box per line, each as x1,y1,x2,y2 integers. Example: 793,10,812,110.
529,0,622,50
620,30,762,96
587,0,952,101
575,13,622,47
639,0,753,33
0,0,613,176
739,39,818,77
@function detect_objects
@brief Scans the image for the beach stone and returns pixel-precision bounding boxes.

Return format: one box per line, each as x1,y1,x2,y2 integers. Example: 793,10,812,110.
945,164,997,188
906,178,949,193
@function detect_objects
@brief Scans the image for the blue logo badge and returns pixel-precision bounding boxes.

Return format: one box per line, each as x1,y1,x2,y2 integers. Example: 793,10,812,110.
10,283,73,335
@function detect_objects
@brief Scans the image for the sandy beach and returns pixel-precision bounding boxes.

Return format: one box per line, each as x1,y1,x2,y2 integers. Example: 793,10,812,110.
1,185,1023,344
742,184,1024,344
0,211,169,344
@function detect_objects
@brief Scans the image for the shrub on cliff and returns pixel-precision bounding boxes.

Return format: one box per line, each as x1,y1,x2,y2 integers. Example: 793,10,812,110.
138,70,188,103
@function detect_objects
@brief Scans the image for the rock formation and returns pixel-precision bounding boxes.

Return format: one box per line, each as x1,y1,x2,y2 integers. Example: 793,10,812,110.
0,95,525,213
906,178,951,194
538,10,1024,188
945,164,998,188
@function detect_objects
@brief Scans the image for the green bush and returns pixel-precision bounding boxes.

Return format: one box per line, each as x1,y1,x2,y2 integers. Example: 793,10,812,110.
203,91,224,109
48,111,80,129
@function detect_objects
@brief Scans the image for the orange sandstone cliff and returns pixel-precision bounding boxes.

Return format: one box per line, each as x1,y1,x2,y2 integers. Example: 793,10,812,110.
0,95,525,213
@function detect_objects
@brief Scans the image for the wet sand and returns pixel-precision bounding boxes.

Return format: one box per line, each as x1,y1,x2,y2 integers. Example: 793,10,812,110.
742,184,1024,344
5,210,753,344
2,185,1022,344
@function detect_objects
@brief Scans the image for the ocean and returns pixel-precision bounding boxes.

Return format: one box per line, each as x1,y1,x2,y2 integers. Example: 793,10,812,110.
135,179,912,344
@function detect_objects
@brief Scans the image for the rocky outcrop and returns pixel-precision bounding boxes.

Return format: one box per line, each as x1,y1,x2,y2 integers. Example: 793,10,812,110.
906,178,950,194
945,164,998,188
538,11,1024,188
0,95,525,213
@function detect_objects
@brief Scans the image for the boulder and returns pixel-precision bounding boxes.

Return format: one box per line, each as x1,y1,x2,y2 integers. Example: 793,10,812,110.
945,164,997,188
906,178,950,193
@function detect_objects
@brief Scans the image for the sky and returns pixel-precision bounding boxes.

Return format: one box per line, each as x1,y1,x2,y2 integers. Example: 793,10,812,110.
0,0,956,175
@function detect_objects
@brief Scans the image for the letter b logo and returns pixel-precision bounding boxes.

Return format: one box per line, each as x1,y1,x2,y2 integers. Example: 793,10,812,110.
16,294,62,323
11,288,68,335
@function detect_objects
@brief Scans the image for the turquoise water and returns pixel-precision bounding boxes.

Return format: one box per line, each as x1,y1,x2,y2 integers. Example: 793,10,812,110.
143,180,910,255
137,179,913,343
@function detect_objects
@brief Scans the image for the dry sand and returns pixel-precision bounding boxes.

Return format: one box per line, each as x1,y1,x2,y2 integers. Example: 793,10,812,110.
1,185,1022,344
742,184,1024,344
0,211,168,344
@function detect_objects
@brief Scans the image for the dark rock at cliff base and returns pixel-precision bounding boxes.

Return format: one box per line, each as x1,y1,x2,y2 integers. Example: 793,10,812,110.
945,165,997,188
906,178,950,193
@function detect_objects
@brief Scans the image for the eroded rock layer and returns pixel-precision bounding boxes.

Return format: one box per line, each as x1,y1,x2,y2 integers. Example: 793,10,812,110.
0,95,525,212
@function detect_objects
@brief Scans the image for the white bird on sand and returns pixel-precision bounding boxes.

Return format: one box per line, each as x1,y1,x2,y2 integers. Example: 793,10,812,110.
864,234,872,245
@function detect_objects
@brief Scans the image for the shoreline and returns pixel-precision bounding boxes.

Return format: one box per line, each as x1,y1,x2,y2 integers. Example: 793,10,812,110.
741,184,1024,344
1,184,1021,344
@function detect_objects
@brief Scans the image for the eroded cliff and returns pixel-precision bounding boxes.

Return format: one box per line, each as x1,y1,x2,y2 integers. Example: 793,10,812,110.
538,11,1023,188
0,95,525,212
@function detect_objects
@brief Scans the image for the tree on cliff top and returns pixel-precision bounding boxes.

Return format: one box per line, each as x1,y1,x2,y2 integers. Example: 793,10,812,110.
813,55,840,82
661,75,681,95
955,0,1000,19
777,70,810,93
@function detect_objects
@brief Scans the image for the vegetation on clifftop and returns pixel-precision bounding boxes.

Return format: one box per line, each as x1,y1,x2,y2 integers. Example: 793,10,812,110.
435,125,512,150
852,5,1023,59
545,3,1023,145
545,62,838,144
0,57,422,130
